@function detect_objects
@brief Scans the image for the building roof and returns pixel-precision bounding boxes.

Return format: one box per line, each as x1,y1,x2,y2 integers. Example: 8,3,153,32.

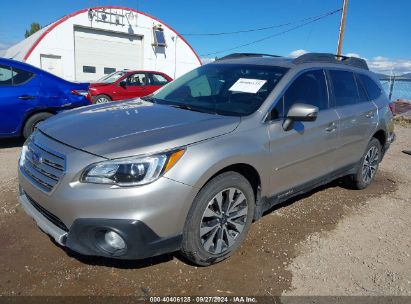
2,6,201,65
3,23,54,61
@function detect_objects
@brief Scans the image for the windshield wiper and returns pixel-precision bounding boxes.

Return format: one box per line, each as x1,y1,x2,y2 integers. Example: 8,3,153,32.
169,104,217,115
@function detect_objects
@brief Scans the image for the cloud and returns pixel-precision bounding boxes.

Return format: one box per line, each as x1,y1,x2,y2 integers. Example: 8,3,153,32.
367,57,411,75
342,53,411,75
345,53,361,58
200,57,215,64
288,49,308,58
288,49,411,75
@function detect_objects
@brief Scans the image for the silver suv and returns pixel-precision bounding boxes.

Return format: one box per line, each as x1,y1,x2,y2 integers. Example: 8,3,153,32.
18,53,395,266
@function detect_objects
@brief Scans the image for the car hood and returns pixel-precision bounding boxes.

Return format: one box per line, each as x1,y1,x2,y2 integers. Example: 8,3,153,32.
39,99,241,159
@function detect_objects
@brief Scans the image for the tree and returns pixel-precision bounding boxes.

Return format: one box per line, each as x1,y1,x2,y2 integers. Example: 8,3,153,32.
24,22,42,38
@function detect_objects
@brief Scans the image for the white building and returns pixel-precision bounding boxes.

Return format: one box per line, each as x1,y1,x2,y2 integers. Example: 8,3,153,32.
4,6,201,81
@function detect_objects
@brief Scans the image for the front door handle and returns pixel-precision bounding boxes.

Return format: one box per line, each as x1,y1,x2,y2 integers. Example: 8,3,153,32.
18,95,36,100
325,122,337,132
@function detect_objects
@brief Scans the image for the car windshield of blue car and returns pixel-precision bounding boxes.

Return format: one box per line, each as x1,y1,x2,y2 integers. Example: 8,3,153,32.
152,63,288,116
98,71,127,84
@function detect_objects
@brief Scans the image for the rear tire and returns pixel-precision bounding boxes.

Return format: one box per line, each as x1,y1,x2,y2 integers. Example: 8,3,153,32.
22,112,53,139
180,172,255,266
93,94,112,104
343,138,382,190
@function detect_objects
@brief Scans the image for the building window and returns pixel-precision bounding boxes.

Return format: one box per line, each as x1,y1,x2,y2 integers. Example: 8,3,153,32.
104,67,116,74
83,66,96,73
153,26,166,47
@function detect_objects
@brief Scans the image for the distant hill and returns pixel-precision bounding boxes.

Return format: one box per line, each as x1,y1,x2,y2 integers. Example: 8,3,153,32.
378,72,411,80
377,73,390,79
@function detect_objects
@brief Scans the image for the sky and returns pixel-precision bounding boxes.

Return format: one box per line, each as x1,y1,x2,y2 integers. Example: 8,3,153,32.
0,0,410,75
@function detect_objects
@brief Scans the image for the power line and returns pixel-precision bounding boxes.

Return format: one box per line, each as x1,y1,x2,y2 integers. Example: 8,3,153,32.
182,8,342,36
200,9,342,57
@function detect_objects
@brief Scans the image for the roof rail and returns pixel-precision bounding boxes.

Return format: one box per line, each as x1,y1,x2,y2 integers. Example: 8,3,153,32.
218,53,281,61
293,53,369,70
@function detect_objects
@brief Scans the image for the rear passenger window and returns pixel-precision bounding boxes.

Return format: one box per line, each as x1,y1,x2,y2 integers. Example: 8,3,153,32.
358,74,382,100
0,65,13,86
329,70,359,106
11,67,34,85
0,65,33,86
271,70,328,119
150,74,169,85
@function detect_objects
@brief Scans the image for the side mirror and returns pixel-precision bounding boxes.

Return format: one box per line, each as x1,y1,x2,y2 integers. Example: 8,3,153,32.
282,103,318,131
119,80,127,88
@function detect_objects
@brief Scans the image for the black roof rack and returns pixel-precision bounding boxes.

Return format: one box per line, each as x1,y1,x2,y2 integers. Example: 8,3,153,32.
218,53,282,61
293,53,369,70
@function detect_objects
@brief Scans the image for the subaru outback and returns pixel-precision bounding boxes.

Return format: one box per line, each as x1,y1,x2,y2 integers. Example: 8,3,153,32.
18,53,395,266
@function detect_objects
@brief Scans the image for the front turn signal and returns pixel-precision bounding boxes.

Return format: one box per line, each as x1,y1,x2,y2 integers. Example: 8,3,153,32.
163,149,185,173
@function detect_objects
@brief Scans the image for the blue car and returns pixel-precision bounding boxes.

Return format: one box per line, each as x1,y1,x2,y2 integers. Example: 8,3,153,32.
0,58,90,139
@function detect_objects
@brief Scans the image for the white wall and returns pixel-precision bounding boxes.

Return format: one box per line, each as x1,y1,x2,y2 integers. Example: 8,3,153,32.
24,7,201,81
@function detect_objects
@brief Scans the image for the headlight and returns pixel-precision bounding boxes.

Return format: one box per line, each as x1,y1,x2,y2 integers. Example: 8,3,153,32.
81,149,184,186
19,144,29,167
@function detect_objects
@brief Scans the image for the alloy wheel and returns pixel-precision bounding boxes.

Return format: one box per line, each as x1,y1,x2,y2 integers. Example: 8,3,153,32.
96,97,110,104
362,145,379,183
199,187,248,254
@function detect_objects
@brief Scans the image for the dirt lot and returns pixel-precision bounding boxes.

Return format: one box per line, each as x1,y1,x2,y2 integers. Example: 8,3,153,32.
0,126,409,296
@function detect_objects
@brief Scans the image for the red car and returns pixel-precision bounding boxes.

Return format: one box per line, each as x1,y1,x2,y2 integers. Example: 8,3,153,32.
88,70,172,104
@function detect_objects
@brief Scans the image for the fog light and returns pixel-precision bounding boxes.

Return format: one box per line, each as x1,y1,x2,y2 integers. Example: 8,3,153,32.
104,231,126,250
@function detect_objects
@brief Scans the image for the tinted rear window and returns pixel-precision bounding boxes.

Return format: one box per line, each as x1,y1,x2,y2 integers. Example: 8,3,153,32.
0,65,33,86
11,67,34,85
329,70,359,106
358,74,382,100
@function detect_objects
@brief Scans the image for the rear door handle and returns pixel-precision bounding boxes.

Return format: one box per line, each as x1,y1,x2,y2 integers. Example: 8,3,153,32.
18,95,36,100
325,122,337,132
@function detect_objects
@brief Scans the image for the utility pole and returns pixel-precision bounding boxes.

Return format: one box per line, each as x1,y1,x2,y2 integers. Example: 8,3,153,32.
336,0,349,56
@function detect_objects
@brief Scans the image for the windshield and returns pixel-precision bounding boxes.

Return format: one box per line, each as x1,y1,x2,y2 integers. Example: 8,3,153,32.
97,71,127,84
152,64,288,116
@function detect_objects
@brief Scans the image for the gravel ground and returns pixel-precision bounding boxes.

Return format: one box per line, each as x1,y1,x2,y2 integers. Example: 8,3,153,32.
284,125,411,296
0,127,409,296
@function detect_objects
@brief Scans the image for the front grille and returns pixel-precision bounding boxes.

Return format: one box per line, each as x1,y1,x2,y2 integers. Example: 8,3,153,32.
23,140,66,192
26,194,68,232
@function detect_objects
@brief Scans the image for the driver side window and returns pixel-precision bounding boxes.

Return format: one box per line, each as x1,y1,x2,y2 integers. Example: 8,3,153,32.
271,70,328,120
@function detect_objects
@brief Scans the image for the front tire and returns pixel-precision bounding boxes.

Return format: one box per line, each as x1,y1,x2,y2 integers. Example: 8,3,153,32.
22,112,53,139
93,94,112,104
180,172,255,266
343,138,382,190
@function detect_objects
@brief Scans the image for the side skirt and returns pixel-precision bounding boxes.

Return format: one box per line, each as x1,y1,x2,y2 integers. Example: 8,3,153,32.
254,162,359,220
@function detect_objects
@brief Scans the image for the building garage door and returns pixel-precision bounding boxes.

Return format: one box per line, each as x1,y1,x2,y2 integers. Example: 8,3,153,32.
74,26,143,81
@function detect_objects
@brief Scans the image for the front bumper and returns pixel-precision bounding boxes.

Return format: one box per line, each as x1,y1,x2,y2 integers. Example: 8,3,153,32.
19,189,184,259
18,131,198,260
